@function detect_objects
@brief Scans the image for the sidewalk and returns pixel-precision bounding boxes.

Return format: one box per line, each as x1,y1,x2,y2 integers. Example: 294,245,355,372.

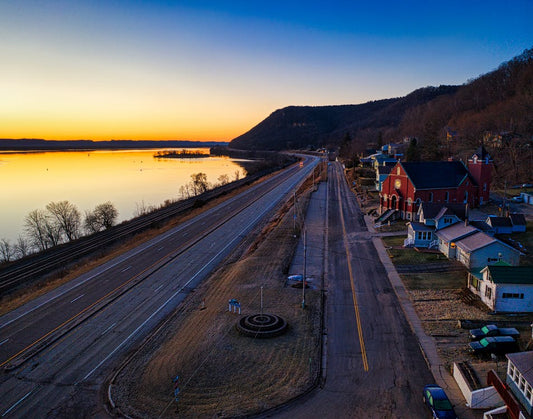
365,214,483,419
288,182,327,287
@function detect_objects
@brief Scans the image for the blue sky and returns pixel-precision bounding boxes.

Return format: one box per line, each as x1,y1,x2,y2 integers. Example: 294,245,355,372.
0,0,531,140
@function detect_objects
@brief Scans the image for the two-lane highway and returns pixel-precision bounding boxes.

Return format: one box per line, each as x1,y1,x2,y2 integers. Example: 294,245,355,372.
0,158,317,417
275,161,434,418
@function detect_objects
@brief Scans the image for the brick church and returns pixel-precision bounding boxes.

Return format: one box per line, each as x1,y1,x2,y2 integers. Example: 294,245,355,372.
379,146,493,221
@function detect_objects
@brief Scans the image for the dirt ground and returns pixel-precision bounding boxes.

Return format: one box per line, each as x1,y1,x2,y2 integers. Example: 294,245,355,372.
409,287,533,385
111,174,324,418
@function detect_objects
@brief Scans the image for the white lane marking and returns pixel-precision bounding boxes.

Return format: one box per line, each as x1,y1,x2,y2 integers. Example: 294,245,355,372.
102,322,116,335
2,390,33,417
70,294,85,304
154,284,164,293
81,179,300,382
0,160,316,331
157,246,164,251
120,266,132,273
0,338,9,347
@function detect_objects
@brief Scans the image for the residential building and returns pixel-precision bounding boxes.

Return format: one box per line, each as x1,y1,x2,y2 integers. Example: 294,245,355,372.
435,223,478,258
510,214,527,233
487,216,514,234
468,265,533,312
455,231,521,269
507,352,533,415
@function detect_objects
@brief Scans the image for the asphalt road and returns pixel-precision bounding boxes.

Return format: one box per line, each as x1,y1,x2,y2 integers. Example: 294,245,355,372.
0,158,318,418
274,162,435,418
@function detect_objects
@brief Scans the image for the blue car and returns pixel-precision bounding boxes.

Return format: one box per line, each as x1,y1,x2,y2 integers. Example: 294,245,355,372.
422,385,457,419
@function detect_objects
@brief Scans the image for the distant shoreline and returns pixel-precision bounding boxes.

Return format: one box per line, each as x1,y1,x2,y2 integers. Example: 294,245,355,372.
0,139,228,151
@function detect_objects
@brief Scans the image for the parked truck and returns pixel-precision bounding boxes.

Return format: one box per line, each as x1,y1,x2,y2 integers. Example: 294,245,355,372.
469,324,520,340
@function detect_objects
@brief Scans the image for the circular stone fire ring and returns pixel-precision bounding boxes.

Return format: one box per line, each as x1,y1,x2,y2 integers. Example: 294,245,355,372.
236,313,288,338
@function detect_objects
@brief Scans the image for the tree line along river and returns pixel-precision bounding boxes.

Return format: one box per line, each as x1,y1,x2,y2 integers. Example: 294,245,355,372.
0,148,247,259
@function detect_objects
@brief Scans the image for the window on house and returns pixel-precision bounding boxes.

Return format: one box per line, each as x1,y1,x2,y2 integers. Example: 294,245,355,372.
502,293,524,299
464,191,468,203
417,232,422,240
485,287,492,299
445,191,449,202
508,364,514,377
520,377,526,392
488,258,498,263
397,167,400,175
483,183,487,192
526,384,532,401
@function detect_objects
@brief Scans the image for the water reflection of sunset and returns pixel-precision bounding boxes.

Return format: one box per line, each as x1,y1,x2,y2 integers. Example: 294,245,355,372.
0,149,246,242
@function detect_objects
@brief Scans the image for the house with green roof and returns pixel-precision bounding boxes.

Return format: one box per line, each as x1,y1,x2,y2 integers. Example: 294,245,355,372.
468,265,533,312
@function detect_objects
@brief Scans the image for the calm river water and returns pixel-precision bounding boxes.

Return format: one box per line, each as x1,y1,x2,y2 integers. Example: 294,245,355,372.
0,148,247,243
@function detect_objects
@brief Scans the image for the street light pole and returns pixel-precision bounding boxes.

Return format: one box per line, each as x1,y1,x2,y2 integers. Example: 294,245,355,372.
302,228,307,309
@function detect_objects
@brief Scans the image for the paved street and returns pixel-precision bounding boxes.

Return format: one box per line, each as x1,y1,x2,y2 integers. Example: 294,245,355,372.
274,162,435,418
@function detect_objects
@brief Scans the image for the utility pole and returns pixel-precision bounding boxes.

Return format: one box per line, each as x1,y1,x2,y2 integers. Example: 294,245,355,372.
293,192,296,235
302,228,307,309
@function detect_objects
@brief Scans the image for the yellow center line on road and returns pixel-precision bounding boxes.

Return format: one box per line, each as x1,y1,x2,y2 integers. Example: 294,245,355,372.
335,167,369,372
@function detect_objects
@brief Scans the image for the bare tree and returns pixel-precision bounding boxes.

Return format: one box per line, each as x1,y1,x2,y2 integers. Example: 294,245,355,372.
84,202,118,233
24,209,51,251
84,211,101,234
14,236,30,258
0,238,14,263
217,174,230,186
46,200,81,241
191,172,209,195
179,184,192,200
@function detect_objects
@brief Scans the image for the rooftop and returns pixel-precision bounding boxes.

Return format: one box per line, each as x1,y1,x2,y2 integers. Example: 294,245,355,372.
507,352,533,385
483,266,533,285
435,223,478,242
400,161,474,190
455,231,496,252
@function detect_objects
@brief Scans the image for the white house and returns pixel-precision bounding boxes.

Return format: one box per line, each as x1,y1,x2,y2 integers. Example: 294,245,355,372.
468,265,533,312
455,231,521,269
507,352,533,416
436,223,478,258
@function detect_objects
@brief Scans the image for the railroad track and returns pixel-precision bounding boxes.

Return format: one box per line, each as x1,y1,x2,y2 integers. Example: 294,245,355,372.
0,164,300,295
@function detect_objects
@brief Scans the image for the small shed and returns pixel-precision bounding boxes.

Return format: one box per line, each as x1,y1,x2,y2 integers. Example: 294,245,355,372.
486,216,513,234
510,213,527,233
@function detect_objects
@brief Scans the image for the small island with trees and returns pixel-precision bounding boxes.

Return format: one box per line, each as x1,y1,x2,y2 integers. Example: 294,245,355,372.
153,149,208,159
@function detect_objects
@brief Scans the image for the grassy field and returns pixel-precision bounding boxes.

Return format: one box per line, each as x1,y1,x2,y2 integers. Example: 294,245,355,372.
113,179,323,418
381,236,448,265
401,271,468,290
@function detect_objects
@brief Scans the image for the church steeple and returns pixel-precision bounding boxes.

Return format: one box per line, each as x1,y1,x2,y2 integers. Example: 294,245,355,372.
468,145,492,205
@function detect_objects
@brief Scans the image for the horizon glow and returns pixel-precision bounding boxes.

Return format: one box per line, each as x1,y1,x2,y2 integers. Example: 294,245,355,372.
0,1,531,142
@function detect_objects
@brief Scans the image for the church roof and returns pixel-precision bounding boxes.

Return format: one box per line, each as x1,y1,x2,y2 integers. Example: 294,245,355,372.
400,161,474,189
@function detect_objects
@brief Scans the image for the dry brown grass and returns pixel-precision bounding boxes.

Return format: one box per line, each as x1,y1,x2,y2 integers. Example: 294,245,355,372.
112,176,323,418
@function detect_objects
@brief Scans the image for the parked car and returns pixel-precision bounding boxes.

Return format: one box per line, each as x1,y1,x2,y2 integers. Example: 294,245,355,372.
469,324,520,340
512,195,523,202
469,336,519,356
422,385,457,419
